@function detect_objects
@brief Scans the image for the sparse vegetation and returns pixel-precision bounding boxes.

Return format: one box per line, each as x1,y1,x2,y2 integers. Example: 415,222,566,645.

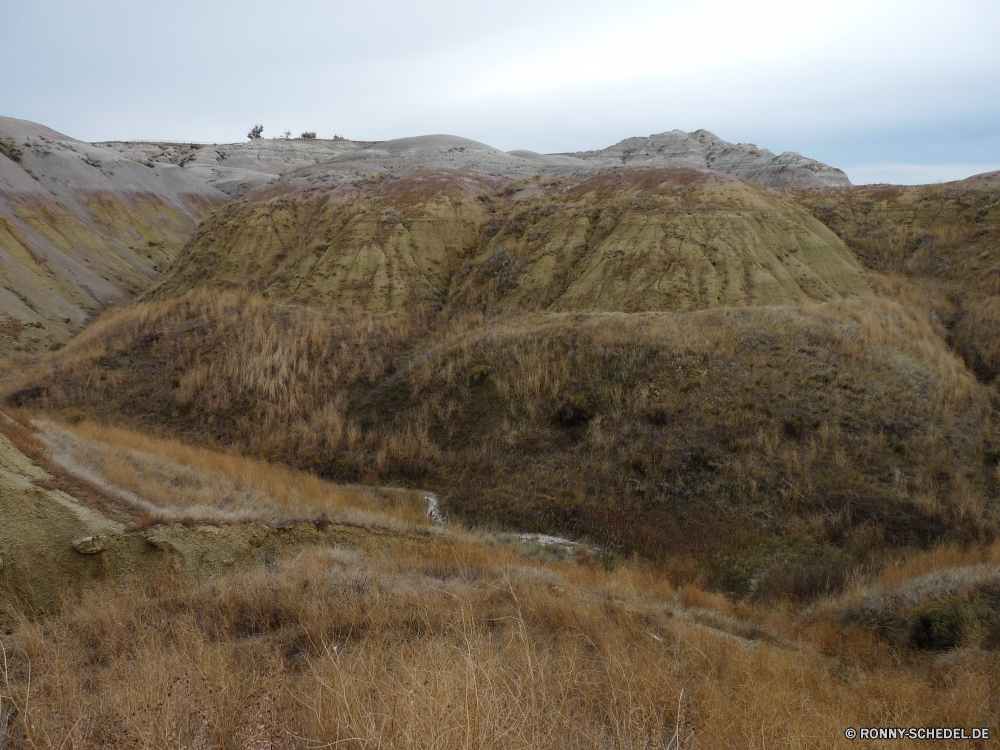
792,183,1000,385
247,124,264,140
4,151,1000,745
0,137,23,162
0,467,997,747
7,284,998,568
300,131,316,140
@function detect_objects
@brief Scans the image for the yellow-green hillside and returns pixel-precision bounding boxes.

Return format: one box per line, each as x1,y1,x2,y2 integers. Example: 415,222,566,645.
791,182,1000,382
153,168,869,313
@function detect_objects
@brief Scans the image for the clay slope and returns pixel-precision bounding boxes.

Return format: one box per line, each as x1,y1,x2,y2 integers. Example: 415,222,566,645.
152,162,869,312
97,134,370,197
0,116,229,354
564,129,851,188
98,128,853,197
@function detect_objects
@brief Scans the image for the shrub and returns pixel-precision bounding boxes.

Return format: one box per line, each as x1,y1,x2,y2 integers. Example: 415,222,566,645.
630,453,650,474
0,138,24,162
784,417,804,438
247,124,264,140
554,394,593,427
300,132,317,140
645,406,671,426
906,600,966,650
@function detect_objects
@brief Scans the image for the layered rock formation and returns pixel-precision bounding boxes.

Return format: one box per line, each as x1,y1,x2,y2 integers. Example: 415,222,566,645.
97,135,369,196
0,116,229,353
98,129,852,194
153,147,869,313
563,129,852,188
0,117,861,354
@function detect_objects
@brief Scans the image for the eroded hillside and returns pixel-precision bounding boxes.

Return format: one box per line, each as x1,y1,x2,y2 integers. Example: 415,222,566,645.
152,166,869,313
10,287,997,573
0,116,228,355
564,128,851,187
791,181,1000,383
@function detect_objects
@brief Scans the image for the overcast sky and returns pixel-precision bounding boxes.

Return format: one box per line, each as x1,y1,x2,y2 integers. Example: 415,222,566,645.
3,0,998,184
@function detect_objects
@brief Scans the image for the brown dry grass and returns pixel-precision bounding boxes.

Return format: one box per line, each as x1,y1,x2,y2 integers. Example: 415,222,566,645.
25,417,432,531
791,183,1000,385
2,534,998,749
5,285,999,588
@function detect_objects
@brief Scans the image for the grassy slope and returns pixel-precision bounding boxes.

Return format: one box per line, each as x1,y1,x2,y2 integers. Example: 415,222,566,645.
790,182,1000,382
8,288,997,586
4,178,1000,745
7,176,1000,591
0,411,998,747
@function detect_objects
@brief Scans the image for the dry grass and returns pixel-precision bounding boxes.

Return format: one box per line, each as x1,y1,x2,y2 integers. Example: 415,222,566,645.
5,285,999,574
2,534,998,749
792,183,1000,385
4,166,1000,748
8,413,434,532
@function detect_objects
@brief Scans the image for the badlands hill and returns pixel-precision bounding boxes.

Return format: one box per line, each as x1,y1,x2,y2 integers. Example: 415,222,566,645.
151,134,869,312
961,169,1000,186
100,128,852,192
563,129,852,188
0,122,852,355
0,116,228,354
96,134,370,197
790,180,1000,383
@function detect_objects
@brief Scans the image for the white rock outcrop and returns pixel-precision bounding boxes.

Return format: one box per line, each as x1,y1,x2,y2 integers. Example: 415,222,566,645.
562,129,851,187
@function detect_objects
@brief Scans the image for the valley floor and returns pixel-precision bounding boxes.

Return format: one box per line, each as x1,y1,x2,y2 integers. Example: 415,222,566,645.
0,410,998,748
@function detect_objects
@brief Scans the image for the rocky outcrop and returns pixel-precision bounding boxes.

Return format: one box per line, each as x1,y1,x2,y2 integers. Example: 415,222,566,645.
97,130,853,194
563,129,852,188
154,164,869,313
0,116,229,353
96,135,369,197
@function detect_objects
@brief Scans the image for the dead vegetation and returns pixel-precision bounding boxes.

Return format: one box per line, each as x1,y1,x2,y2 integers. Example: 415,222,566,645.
791,182,1000,385
26,418,432,532
2,530,999,749
6,284,999,590
3,174,1000,746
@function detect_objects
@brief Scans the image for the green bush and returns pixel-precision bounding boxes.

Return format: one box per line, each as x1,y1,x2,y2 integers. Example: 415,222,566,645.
906,600,966,650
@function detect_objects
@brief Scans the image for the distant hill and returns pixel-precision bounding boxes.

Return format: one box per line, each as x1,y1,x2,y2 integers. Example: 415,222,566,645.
960,169,1000,186
0,118,859,354
151,135,869,313
98,128,852,193
95,135,369,197
0,116,228,354
561,129,852,188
